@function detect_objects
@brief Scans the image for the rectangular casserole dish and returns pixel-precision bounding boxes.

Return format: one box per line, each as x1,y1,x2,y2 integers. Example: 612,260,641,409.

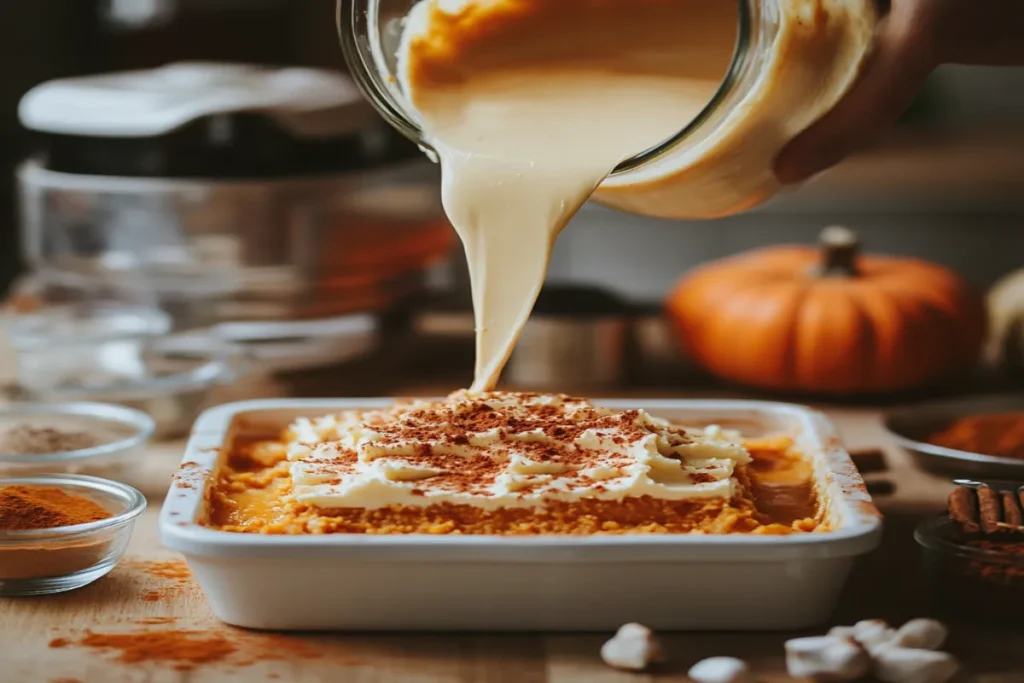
159,398,882,631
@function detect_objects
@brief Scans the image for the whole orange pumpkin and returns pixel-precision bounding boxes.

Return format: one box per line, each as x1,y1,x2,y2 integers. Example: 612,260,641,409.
666,227,986,394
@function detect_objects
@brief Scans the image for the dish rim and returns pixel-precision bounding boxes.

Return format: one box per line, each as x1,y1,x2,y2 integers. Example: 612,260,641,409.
160,398,883,560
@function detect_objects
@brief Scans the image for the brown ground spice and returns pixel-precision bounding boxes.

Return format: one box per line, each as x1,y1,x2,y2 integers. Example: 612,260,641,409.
0,485,112,531
77,630,239,671
125,559,194,603
51,627,349,672
0,424,101,455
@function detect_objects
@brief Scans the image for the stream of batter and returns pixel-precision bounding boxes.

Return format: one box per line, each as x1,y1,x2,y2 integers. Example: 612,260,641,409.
396,0,868,390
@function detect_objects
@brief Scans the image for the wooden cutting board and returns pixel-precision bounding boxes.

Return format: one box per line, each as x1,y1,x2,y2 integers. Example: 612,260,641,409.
2,393,1023,681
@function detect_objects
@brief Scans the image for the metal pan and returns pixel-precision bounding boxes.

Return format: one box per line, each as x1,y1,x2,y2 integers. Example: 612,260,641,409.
883,394,1024,481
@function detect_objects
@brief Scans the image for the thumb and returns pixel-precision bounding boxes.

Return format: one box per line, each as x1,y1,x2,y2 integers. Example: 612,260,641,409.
773,8,937,185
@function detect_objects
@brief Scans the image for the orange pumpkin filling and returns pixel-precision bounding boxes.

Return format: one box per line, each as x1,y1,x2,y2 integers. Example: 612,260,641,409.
204,432,826,536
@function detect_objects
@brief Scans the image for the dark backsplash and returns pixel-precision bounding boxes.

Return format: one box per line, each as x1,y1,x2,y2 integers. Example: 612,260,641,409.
0,0,340,294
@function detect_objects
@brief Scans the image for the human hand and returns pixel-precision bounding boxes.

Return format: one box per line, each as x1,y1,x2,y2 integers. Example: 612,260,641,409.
774,0,1024,184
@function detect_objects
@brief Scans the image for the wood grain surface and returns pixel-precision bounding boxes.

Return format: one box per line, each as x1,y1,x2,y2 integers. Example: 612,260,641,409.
3,380,1023,681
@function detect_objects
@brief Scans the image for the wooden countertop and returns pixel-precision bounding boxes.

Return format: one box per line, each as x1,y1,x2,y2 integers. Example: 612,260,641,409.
3,389,1022,683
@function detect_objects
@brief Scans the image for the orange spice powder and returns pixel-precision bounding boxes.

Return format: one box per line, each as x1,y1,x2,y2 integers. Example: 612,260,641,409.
77,630,238,671
50,627,346,672
927,412,1024,460
125,559,194,603
0,485,111,531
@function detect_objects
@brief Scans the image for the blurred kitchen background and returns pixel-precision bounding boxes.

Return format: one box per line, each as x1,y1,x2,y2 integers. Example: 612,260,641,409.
1,0,1024,427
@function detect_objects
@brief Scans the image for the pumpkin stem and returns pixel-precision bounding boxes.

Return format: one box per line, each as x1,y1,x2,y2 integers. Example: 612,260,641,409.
817,226,860,277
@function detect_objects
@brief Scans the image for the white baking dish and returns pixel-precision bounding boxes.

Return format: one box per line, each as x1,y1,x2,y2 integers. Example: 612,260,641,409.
160,398,882,632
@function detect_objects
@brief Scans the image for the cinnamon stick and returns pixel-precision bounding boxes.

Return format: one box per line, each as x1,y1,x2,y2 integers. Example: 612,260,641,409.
977,486,1003,536
949,486,980,533
1002,490,1024,529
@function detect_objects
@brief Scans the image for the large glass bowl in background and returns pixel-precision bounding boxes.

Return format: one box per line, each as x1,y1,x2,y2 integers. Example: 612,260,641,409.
6,304,246,439
19,160,454,330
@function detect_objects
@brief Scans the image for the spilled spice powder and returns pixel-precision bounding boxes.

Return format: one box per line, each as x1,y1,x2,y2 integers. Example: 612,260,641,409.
49,627,353,672
126,559,194,603
142,561,191,580
77,630,238,671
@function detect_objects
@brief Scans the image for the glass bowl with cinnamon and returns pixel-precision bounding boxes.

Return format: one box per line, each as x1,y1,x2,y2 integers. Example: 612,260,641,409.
0,474,146,596
915,482,1024,625
0,402,155,481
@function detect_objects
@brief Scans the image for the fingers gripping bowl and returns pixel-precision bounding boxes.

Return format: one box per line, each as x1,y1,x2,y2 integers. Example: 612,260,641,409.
159,397,881,631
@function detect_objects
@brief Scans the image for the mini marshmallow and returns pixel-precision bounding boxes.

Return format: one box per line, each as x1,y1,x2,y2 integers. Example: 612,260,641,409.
688,656,754,683
892,619,948,651
600,623,663,672
785,635,872,681
852,619,898,653
873,645,960,683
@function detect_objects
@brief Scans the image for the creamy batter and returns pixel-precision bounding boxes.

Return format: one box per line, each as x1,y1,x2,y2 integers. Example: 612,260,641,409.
397,0,875,390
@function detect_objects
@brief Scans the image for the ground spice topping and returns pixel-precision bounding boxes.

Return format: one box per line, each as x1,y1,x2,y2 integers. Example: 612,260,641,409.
0,485,112,531
286,391,755,514
0,424,102,455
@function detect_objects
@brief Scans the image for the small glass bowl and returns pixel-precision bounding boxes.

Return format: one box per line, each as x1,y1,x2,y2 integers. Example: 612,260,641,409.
15,335,244,440
915,514,1024,625
9,304,172,395
0,474,146,596
0,402,155,480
